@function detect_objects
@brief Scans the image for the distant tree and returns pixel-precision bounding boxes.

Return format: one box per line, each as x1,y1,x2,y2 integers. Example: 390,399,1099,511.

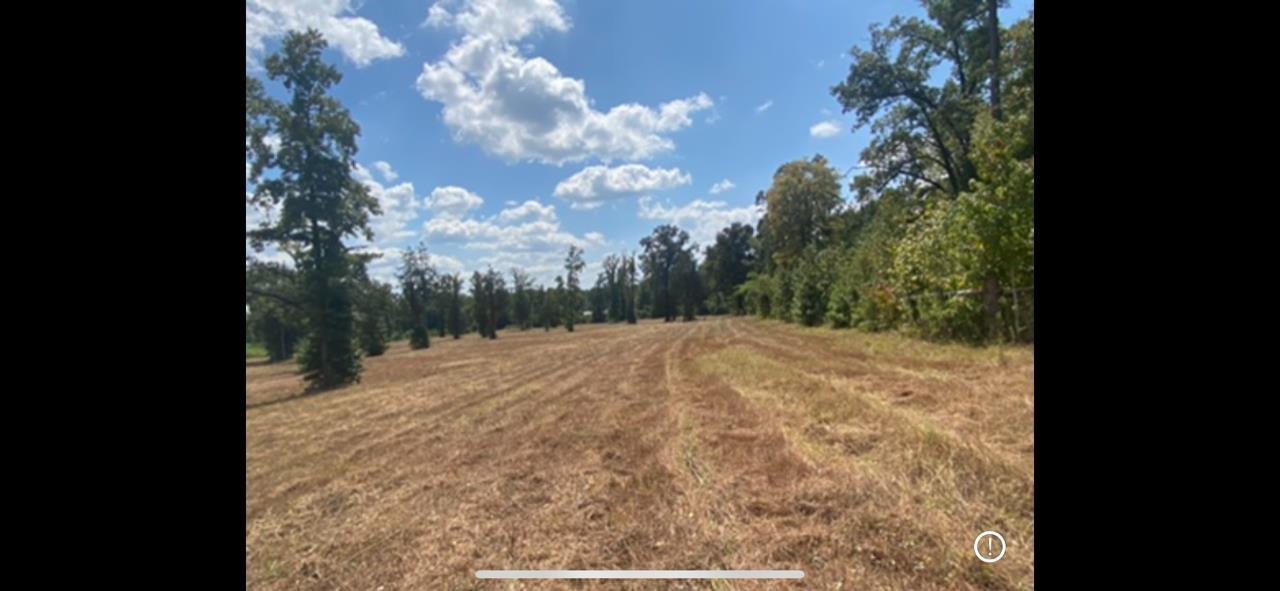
623,254,638,324
590,274,608,323
246,30,379,389
511,268,532,330
484,268,506,339
601,255,623,322
470,271,489,338
438,273,464,339
398,243,435,349
563,246,585,332
703,222,756,314
553,276,568,330
245,260,304,362
672,247,701,321
355,277,395,356
640,225,692,322
539,285,556,331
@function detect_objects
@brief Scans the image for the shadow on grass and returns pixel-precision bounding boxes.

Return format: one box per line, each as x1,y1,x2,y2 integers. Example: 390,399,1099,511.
246,391,316,410
246,375,351,411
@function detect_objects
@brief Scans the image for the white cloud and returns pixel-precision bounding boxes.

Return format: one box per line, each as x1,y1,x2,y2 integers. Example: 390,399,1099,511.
424,2,453,28
755,100,773,114
426,185,485,216
816,59,825,68
415,0,713,165
372,160,398,182
499,199,557,223
709,179,735,195
246,0,405,69
637,196,764,250
420,190,606,283
353,164,421,241
553,164,691,206
810,120,841,139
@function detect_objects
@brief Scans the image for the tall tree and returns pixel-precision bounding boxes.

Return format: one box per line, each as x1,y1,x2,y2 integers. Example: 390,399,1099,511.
563,246,585,332
246,30,379,390
832,0,1000,201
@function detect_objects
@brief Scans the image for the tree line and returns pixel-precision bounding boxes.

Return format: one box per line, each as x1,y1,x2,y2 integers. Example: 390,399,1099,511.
246,2,1032,389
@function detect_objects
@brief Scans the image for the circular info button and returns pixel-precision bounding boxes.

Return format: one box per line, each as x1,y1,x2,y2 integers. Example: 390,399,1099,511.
974,531,1006,563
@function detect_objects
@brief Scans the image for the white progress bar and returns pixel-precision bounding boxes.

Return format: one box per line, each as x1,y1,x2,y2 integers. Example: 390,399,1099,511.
476,570,804,579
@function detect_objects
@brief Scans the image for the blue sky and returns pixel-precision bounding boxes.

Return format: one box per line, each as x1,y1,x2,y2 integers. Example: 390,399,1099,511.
246,0,1034,285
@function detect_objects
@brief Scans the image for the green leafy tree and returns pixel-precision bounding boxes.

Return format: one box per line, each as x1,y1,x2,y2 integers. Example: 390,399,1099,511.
757,156,843,270
246,30,379,390
640,225,692,322
832,0,1005,200
703,223,756,314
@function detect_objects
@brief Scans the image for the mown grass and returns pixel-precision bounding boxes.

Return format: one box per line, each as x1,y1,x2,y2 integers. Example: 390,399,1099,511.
694,340,1033,590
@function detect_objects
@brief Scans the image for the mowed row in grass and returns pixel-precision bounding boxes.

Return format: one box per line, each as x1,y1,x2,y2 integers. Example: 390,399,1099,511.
246,317,1032,590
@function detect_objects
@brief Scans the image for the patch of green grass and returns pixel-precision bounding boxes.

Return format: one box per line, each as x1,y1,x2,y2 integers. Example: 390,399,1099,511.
246,342,268,359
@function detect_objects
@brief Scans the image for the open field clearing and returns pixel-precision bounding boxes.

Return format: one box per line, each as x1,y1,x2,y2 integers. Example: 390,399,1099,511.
247,317,1033,590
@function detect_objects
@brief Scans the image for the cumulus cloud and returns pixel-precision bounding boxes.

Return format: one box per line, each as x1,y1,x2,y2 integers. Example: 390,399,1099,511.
637,196,765,250
425,185,485,217
499,199,557,223
553,164,691,206
372,161,398,182
416,0,713,165
810,120,841,138
421,194,605,276
246,0,405,69
353,164,421,241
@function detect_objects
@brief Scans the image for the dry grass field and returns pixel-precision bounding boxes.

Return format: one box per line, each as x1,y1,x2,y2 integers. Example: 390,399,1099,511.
246,316,1033,589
